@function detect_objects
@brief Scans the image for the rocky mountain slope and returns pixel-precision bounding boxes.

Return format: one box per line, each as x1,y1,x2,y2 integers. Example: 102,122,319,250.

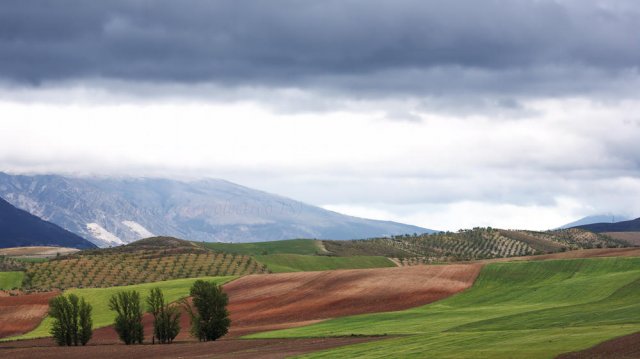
0,173,431,247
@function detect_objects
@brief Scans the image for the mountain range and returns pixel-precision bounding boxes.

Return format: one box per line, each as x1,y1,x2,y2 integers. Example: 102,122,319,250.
557,214,631,229
0,173,432,247
573,217,640,233
0,196,96,249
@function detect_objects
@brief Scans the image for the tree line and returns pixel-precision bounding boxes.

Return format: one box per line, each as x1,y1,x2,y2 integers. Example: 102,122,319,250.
48,280,229,346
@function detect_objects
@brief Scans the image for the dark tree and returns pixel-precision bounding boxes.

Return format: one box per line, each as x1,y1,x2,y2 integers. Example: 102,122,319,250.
48,294,93,346
146,287,181,344
109,290,144,345
183,280,230,341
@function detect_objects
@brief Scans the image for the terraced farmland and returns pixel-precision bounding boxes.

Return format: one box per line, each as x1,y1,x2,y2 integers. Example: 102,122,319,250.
23,251,266,290
251,257,640,358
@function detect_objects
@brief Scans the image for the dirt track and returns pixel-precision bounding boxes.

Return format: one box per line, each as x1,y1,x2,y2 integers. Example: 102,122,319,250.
479,247,640,264
0,291,59,338
557,331,640,359
0,336,389,359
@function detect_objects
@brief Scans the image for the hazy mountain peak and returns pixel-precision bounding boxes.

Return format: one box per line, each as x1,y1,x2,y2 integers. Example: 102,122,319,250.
0,172,432,247
557,214,631,230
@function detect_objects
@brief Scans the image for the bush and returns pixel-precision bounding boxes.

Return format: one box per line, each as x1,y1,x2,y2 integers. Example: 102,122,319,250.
146,287,181,344
183,280,230,341
109,290,144,344
49,294,93,346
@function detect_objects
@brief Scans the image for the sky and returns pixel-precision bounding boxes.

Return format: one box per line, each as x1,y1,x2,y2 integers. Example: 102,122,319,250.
1,0,639,230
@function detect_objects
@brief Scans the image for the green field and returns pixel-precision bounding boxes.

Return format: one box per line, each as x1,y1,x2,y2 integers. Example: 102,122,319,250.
7,276,235,341
199,239,324,256
250,257,640,358
254,254,396,273
0,271,24,290
11,257,48,263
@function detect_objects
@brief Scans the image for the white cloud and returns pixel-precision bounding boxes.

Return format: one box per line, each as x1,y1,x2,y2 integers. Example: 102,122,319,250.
0,88,639,230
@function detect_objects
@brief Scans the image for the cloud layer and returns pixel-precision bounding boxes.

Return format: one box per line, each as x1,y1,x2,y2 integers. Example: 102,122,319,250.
2,0,640,99
1,1,639,230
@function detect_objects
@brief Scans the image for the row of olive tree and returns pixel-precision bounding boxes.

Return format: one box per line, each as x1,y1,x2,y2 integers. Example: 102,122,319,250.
109,280,229,345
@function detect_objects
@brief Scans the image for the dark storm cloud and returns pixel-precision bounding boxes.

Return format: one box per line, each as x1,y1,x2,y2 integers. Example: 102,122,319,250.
1,0,639,97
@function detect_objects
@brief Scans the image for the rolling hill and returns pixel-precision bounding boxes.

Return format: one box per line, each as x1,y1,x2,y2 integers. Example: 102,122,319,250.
0,173,432,247
21,237,267,290
0,197,95,249
250,257,640,358
323,227,626,264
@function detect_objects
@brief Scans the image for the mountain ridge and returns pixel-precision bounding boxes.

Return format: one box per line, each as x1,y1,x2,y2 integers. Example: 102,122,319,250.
557,214,631,229
0,196,96,249
573,217,640,233
0,172,433,247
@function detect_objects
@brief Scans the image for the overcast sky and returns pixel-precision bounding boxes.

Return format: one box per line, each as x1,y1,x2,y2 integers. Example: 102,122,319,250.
1,0,639,230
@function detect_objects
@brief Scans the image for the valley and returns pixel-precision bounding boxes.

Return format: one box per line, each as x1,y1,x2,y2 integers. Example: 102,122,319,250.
0,228,639,358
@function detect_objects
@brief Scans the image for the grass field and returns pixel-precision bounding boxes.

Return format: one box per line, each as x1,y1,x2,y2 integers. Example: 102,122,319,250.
254,254,396,273
199,239,324,256
249,257,640,358
0,271,24,290
8,276,235,341
11,257,48,263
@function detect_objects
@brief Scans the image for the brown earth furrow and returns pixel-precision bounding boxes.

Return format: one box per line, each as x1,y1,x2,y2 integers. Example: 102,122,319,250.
0,291,59,339
556,331,640,359
224,264,482,336
85,263,481,343
0,336,389,359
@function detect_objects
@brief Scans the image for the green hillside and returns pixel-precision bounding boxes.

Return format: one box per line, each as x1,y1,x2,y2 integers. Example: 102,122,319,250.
324,228,626,264
0,271,23,290
199,239,325,256
250,257,640,358
23,250,265,290
7,276,235,341
254,254,396,273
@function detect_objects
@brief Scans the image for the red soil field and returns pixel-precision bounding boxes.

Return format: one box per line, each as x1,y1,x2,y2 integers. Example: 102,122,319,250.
86,263,481,343
0,291,59,338
0,264,480,358
224,264,482,336
557,331,640,359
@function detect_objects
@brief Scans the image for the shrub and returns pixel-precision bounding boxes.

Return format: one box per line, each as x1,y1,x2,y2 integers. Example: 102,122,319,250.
183,280,230,341
109,291,144,344
49,294,93,346
146,287,181,344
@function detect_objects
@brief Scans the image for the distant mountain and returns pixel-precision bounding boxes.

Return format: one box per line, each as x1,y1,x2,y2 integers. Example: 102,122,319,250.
0,197,96,249
557,214,631,229
0,173,433,247
573,217,640,233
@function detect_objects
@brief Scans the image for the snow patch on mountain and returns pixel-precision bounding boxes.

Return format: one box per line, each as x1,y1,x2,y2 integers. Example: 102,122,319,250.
122,220,154,239
86,223,125,246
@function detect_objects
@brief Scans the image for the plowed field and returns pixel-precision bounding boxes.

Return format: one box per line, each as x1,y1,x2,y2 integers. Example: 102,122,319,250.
0,291,58,338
